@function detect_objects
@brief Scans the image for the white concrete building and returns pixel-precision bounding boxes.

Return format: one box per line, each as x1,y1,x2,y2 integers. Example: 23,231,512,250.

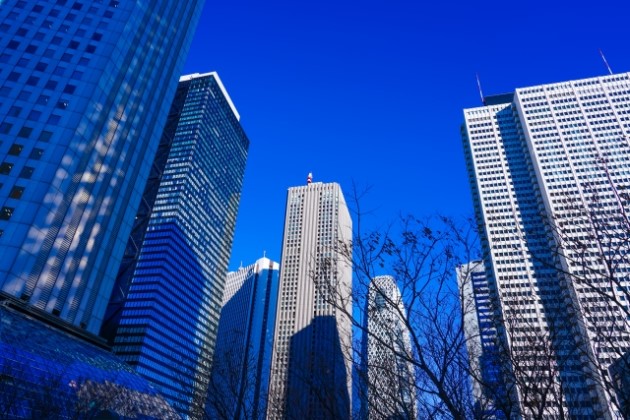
267,178,353,419
462,73,630,418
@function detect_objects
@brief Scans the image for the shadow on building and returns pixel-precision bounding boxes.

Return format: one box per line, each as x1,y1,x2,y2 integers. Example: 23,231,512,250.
286,316,350,419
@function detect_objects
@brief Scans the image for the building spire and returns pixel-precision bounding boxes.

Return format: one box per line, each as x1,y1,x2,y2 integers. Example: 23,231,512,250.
307,172,313,185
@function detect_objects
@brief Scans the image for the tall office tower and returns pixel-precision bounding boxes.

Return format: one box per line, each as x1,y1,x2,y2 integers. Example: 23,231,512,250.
462,72,630,418
101,72,249,417
206,256,280,420
360,275,417,420
0,0,204,333
457,261,509,419
267,178,353,419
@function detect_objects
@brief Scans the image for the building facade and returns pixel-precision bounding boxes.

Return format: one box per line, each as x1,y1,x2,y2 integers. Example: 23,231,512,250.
462,73,630,418
267,178,353,419
360,275,417,420
101,72,249,417
457,261,510,419
206,256,280,420
0,0,204,334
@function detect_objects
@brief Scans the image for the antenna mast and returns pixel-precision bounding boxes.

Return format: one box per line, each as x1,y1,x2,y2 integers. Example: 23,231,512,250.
476,73,486,105
599,49,613,75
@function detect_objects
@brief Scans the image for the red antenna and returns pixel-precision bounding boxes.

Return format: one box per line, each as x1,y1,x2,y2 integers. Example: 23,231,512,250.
307,172,313,185
599,49,613,75
476,73,486,105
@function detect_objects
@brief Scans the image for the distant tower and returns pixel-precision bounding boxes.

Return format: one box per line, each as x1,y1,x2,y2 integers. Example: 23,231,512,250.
101,72,249,417
267,180,353,419
361,275,417,420
206,256,280,420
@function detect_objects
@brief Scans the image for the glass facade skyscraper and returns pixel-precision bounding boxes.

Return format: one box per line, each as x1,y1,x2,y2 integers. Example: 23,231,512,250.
102,72,249,417
0,0,204,334
267,179,353,419
206,256,280,420
462,73,630,418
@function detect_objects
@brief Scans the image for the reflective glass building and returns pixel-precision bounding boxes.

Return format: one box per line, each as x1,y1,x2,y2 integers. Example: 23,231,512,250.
206,256,280,420
102,72,249,418
0,0,204,334
267,179,353,419
0,297,179,419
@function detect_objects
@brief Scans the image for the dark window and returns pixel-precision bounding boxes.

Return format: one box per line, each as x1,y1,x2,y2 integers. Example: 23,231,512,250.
85,44,96,54
72,2,83,10
53,66,65,76
32,4,44,12
0,163,14,175
57,100,69,109
63,84,76,94
45,80,58,90
37,95,50,105
7,72,20,82
18,126,33,138
27,110,42,121
0,53,10,63
69,40,79,49
92,32,102,41
61,53,72,62
9,144,24,156
16,28,28,36
8,107,22,117
26,76,40,86
35,62,47,71
0,207,14,220
47,114,61,124
39,131,53,142
29,148,44,160
0,123,13,134
19,167,34,179
9,186,25,199
51,36,62,45
25,44,37,53
7,40,19,50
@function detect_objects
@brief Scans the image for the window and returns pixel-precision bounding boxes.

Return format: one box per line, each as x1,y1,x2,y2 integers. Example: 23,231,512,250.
8,107,22,117
39,131,52,142
35,62,47,71
19,167,34,179
25,44,37,54
18,126,33,138
47,114,61,125
37,95,50,105
29,148,44,160
45,80,58,90
63,84,76,94
7,72,20,82
26,76,40,86
0,123,13,134
8,144,24,156
0,207,14,220
56,100,69,109
0,163,14,175
9,187,25,199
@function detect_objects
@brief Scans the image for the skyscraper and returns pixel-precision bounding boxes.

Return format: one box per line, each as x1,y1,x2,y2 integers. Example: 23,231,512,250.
457,261,509,419
462,72,630,418
101,72,249,417
360,275,417,420
267,177,353,419
206,256,280,420
0,0,204,334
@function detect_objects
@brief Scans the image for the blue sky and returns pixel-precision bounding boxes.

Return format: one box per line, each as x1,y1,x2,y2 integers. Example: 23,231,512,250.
182,0,630,270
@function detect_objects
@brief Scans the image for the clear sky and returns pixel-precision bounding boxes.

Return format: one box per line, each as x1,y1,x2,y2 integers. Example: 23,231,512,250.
181,0,630,270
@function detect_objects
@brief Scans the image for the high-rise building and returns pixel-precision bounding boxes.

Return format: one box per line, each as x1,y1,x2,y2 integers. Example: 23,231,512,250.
101,72,249,417
360,275,417,420
206,256,280,420
457,261,509,419
267,177,353,419
462,72,630,418
0,0,204,334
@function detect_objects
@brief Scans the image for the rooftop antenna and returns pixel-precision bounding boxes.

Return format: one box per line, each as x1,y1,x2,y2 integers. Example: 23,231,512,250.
263,250,266,258
476,73,486,105
307,172,313,185
599,49,613,75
